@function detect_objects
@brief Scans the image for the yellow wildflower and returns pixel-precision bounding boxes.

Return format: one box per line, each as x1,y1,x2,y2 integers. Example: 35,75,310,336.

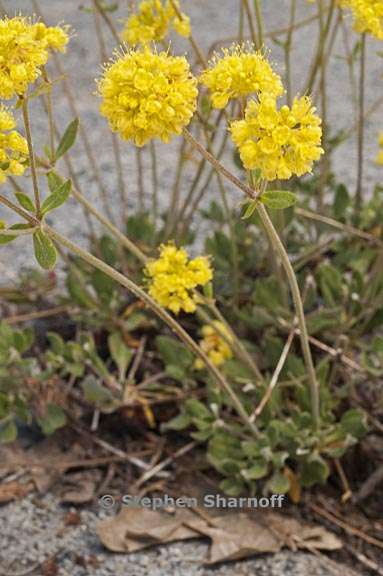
0,16,69,100
340,0,383,40
200,44,284,110
98,48,198,146
0,106,28,184
31,21,69,52
122,0,190,45
377,133,383,165
145,244,212,314
230,95,323,181
195,321,233,369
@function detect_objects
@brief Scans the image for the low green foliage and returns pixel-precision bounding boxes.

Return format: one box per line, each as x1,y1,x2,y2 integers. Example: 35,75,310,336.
0,178,381,497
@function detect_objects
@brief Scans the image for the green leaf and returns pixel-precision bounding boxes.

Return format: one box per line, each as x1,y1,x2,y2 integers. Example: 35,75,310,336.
163,412,192,431
99,235,118,266
333,184,350,219
200,200,225,223
300,453,329,487
267,471,290,494
0,230,17,245
241,200,258,220
33,230,57,270
126,213,155,245
340,409,368,438
260,190,297,210
108,332,132,380
165,364,186,381
0,418,17,443
47,170,65,193
66,270,96,309
41,180,71,216
185,399,212,421
156,336,193,370
15,192,35,212
242,459,268,480
81,376,115,409
47,332,65,355
219,477,245,496
37,403,66,435
55,118,79,160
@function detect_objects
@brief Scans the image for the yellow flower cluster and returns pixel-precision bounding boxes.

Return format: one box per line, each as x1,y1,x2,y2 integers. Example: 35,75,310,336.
0,16,69,99
122,0,190,45
98,48,198,146
145,244,213,314
0,106,28,183
200,45,284,109
376,133,383,165
340,0,383,40
230,95,323,181
195,321,233,369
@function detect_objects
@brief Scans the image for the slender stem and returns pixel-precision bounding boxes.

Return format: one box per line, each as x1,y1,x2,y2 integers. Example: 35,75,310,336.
70,185,147,264
175,111,227,235
0,193,38,226
215,172,240,307
0,226,38,237
135,147,145,213
250,331,294,422
164,138,187,237
168,0,207,67
296,207,383,245
256,202,320,429
317,0,327,212
182,128,261,201
203,299,265,384
42,224,260,438
92,1,128,224
239,0,245,43
149,140,158,224
38,83,96,241
253,0,264,47
355,33,366,212
305,0,335,94
93,0,120,43
31,0,114,223
284,0,296,106
42,67,55,156
242,0,257,46
21,97,41,218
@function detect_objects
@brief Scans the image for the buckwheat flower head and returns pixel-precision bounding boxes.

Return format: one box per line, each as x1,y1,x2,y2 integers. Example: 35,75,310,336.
121,0,190,45
98,48,198,146
199,44,284,110
376,133,383,165
340,0,383,40
230,95,324,181
195,321,233,370
145,244,213,314
0,106,28,184
0,16,69,99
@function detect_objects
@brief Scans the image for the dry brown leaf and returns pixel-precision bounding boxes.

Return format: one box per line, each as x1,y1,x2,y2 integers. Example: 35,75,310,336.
97,507,205,553
0,437,87,497
186,513,281,564
59,477,97,504
97,506,342,565
0,479,34,504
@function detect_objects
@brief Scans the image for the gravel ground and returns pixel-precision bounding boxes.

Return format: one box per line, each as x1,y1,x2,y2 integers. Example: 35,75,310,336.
0,493,360,576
